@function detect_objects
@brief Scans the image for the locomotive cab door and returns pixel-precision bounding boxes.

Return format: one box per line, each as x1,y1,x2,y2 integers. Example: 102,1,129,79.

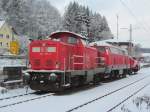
73,38,85,70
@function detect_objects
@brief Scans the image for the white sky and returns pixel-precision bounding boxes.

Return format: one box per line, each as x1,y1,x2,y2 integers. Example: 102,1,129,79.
48,0,150,48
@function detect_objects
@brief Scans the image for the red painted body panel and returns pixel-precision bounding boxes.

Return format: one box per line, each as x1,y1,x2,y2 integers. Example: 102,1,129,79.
95,45,129,70
29,32,98,71
129,57,140,72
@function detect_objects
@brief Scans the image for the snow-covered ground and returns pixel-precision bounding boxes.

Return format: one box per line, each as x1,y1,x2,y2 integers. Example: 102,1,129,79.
0,68,150,112
0,87,33,99
140,62,150,68
0,59,27,68
113,86,150,112
0,87,7,94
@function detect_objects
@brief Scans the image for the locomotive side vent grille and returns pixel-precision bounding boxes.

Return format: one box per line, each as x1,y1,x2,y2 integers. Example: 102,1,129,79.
34,59,40,66
46,60,51,66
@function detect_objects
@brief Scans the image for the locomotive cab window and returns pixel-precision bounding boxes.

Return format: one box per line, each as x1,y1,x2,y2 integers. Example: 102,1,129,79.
47,47,56,52
98,47,106,53
51,37,61,41
32,47,40,52
68,37,77,44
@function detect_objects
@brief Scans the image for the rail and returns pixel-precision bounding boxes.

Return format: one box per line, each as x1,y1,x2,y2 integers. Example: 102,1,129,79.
66,75,150,112
0,92,55,109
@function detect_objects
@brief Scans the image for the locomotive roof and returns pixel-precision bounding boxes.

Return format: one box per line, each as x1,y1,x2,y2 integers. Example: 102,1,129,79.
90,40,127,51
50,31,88,40
90,40,113,47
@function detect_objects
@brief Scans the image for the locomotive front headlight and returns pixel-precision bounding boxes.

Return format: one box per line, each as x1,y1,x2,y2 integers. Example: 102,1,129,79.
49,73,57,81
23,72,30,84
55,62,60,69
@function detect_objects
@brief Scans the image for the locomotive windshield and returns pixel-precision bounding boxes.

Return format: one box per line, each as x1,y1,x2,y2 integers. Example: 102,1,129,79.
50,37,61,41
32,47,40,52
68,37,77,44
50,35,78,44
47,47,56,52
98,47,106,53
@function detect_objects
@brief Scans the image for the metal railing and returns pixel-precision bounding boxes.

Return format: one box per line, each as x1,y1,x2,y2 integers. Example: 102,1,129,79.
72,55,84,70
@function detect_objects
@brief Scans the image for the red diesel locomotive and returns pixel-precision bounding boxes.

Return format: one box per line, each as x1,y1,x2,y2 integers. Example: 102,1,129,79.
24,31,140,91
25,31,101,91
129,57,140,74
92,42,130,79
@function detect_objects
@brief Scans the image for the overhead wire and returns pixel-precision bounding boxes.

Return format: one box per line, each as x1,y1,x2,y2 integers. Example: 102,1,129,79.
119,0,150,34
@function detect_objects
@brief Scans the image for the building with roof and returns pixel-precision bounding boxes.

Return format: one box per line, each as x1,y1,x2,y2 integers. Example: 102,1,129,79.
0,20,19,55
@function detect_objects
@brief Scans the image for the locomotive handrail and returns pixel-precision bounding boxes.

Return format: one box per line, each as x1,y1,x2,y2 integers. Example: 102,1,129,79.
95,57,105,65
72,55,84,64
73,55,84,58
72,55,84,70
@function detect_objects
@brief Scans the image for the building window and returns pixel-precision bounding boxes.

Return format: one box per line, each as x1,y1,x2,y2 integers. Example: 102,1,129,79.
0,42,2,46
0,34,3,38
6,43,9,47
6,35,9,39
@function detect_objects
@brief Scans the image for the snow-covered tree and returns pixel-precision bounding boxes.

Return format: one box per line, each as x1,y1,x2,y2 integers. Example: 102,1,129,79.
0,0,62,39
63,2,92,36
32,0,61,39
0,1,5,18
90,15,113,41
63,2,112,42
63,2,80,32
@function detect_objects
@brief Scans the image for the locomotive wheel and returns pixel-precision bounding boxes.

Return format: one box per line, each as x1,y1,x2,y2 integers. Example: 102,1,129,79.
93,74,100,85
71,76,81,87
110,71,116,80
122,70,127,78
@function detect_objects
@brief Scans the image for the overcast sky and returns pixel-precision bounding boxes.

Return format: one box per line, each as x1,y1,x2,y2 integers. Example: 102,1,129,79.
48,0,150,48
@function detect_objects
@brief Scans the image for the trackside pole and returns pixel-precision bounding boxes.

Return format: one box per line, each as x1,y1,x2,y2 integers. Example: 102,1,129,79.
64,58,66,85
25,85,29,94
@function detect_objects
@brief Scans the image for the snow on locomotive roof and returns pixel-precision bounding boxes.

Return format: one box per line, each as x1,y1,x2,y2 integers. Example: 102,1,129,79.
90,40,113,46
90,40,127,52
50,31,88,40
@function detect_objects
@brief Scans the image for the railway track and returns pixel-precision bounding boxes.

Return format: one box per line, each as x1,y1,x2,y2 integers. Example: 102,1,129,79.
0,74,149,110
0,92,34,101
66,75,150,112
0,92,55,109
106,82,150,112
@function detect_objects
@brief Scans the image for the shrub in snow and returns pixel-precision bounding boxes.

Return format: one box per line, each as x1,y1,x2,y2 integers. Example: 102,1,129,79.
132,95,150,111
1,88,7,94
121,104,132,112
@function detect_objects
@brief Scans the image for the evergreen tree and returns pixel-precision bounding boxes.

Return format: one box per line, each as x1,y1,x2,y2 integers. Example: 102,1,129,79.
63,2,80,32
0,1,6,18
63,1,112,41
0,0,62,39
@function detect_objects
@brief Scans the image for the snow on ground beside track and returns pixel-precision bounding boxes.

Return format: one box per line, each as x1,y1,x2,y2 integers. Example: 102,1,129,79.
0,68,150,112
0,87,33,99
112,69,150,112
0,59,26,68
112,86,150,112
140,62,150,66
0,87,7,94
74,72,150,112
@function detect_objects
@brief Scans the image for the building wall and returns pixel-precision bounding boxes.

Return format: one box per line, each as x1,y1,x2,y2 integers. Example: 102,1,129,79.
0,22,19,54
